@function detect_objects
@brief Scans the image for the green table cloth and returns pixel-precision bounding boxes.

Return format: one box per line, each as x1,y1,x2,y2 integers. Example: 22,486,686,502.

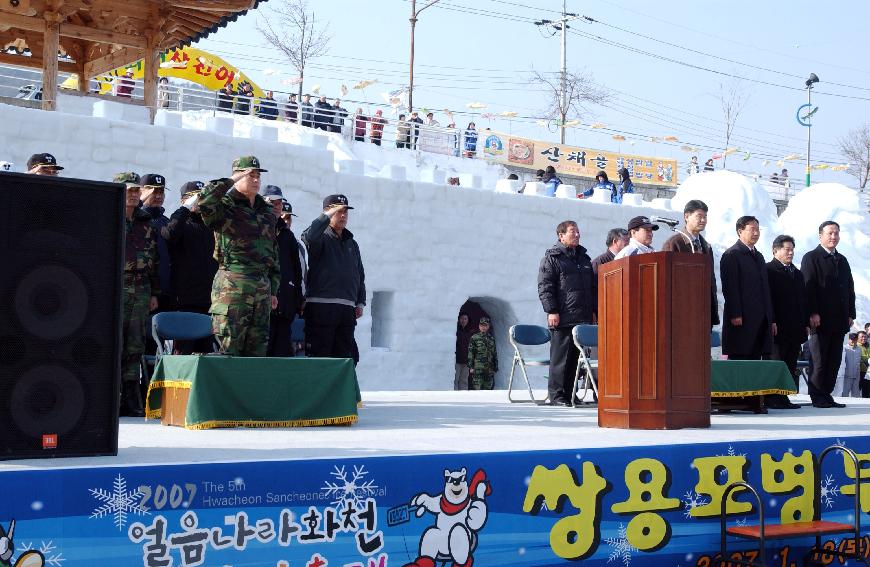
146,355,361,429
711,359,797,397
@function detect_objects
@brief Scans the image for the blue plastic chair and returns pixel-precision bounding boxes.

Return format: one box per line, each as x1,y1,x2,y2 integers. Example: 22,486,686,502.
151,311,217,362
507,324,550,404
571,325,599,406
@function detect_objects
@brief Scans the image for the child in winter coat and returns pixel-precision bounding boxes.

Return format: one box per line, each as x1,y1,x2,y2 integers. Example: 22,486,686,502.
840,333,862,397
467,317,497,390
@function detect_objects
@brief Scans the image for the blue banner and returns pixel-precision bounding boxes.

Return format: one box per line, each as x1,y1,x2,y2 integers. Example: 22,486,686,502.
1,435,868,566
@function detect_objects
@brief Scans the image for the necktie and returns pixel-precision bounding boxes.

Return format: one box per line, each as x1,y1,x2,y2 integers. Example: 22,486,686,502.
692,237,701,252
785,264,795,275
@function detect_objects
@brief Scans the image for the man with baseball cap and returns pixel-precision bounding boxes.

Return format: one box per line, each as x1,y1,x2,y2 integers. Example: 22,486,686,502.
614,215,658,259
140,174,172,313
261,185,304,356
115,172,160,417
198,156,279,356
26,153,63,176
161,181,217,354
302,194,366,363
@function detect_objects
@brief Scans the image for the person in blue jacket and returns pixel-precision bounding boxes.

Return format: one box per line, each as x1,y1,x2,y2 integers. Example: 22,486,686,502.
581,170,616,199
541,165,562,197
611,167,635,204
463,122,478,157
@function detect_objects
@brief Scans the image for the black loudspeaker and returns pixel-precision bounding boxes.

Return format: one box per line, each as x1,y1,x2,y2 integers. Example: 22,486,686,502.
0,172,124,459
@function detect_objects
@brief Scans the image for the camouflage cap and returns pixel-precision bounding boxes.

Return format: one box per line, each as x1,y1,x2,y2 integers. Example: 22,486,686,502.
232,155,268,172
113,172,141,186
140,173,166,188
479,317,491,325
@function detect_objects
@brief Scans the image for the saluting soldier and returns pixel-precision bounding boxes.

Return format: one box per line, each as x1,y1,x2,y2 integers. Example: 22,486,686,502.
198,156,278,356
116,172,160,417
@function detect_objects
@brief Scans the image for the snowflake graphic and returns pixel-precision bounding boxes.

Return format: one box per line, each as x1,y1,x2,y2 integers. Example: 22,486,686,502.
19,540,65,566
820,473,840,509
682,490,710,519
713,445,747,480
89,474,150,531
321,465,379,508
604,523,637,565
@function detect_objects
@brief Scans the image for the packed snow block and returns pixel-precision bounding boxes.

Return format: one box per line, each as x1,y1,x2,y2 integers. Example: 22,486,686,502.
250,124,279,142
555,184,576,199
380,164,406,181
523,182,546,196
204,115,234,137
305,132,329,150
121,104,151,124
420,168,447,185
622,193,643,207
650,198,672,209
338,159,364,176
92,100,125,121
154,110,182,128
57,93,94,116
587,188,612,203
495,179,523,193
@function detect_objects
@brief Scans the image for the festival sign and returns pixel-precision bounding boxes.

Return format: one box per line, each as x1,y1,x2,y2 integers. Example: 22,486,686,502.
481,131,679,187
63,46,264,96
1,435,868,566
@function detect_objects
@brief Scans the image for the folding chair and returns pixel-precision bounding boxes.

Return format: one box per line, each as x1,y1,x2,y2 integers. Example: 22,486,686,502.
571,324,599,406
151,311,217,365
507,324,550,404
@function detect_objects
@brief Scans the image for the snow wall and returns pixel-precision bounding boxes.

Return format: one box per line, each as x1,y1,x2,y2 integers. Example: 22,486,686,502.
1,101,867,391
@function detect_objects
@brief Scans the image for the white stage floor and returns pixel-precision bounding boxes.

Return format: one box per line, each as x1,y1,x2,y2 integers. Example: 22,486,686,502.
3,391,869,472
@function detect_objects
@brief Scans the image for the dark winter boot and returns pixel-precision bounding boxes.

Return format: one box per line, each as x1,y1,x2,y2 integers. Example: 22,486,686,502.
121,381,145,418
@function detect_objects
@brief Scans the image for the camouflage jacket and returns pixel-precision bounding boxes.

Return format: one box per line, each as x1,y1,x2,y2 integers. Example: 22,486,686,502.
468,332,498,373
199,178,279,294
125,207,161,295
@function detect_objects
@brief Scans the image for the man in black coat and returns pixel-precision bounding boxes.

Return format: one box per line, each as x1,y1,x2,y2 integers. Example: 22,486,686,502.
161,181,219,353
591,228,629,277
801,220,856,408
720,215,774,360
538,220,597,405
765,235,807,409
261,186,304,357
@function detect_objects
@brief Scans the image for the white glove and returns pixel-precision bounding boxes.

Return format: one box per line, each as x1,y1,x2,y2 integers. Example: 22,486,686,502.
182,194,199,209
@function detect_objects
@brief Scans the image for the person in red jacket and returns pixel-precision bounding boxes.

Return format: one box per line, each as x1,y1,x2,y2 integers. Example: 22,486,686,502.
353,108,368,142
369,109,386,146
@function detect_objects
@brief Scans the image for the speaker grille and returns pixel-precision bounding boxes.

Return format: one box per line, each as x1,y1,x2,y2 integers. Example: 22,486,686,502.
0,172,124,459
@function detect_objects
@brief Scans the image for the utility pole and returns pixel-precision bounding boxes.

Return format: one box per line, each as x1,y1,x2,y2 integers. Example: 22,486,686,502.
535,1,580,144
408,0,441,114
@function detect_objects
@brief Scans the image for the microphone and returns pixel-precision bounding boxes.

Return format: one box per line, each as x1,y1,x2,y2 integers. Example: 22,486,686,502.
650,215,680,227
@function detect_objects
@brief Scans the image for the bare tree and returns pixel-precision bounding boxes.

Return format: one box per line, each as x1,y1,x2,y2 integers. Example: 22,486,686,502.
719,79,749,168
257,0,330,119
838,124,870,189
531,69,609,144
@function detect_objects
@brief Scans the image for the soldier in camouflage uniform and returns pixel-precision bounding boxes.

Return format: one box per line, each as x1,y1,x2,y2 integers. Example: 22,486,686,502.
198,156,279,356
467,317,498,390
117,172,160,417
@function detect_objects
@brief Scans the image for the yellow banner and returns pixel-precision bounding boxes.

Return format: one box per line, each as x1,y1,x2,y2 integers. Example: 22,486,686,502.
479,131,679,187
64,46,263,96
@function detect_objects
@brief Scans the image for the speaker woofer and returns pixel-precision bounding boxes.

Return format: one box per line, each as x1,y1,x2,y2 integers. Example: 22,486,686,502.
14,265,88,340
10,365,85,439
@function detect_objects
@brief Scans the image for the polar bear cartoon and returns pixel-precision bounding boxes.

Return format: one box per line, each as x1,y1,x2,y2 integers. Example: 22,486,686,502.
404,468,491,567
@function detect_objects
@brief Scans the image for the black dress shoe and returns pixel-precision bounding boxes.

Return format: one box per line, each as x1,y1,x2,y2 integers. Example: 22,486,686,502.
782,402,801,409
548,398,568,406
812,401,846,408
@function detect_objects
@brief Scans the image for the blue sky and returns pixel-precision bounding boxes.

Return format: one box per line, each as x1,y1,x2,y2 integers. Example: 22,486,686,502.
196,0,869,186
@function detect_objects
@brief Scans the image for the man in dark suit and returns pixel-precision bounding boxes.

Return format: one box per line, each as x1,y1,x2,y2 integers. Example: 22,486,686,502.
591,228,629,277
720,215,774,360
801,220,856,408
765,235,807,409
661,199,720,328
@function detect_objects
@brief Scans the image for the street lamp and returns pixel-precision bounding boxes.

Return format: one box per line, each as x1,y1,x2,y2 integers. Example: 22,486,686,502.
804,73,819,187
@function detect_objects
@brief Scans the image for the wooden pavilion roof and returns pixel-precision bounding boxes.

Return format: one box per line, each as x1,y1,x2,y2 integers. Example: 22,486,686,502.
0,0,266,78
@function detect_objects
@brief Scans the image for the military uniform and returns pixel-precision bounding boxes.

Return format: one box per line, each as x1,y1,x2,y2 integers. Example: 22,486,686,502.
117,172,160,415
467,320,498,390
198,156,278,356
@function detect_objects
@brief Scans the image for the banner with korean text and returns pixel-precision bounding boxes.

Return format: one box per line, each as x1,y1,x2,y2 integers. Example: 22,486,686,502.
479,131,679,187
1,435,867,566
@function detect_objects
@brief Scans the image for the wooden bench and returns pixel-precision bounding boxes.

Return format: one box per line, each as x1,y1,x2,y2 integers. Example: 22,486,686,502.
718,445,868,567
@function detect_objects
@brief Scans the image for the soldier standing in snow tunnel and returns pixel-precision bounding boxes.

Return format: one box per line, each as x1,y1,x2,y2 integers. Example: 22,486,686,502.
198,156,279,356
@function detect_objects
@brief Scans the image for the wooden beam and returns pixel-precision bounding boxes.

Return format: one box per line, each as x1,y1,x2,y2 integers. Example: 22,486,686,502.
0,51,78,73
0,12,47,33
61,22,147,48
83,45,142,78
143,33,159,123
42,12,60,111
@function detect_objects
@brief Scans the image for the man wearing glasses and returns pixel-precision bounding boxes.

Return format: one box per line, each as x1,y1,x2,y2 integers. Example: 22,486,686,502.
26,153,63,176
198,156,279,356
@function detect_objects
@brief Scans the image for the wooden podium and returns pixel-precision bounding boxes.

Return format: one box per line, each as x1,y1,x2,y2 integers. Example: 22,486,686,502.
598,251,711,429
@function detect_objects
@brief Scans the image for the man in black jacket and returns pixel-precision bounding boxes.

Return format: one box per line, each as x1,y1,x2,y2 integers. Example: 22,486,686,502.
538,220,597,405
765,235,806,409
161,181,218,353
720,215,774,361
801,220,856,408
302,194,366,363
262,185,304,356
141,173,172,311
